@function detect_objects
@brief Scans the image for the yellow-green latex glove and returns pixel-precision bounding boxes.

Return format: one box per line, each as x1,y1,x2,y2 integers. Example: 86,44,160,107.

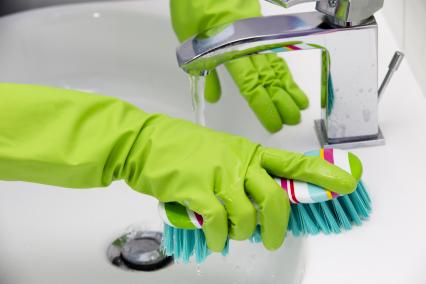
0,84,356,252
170,0,309,133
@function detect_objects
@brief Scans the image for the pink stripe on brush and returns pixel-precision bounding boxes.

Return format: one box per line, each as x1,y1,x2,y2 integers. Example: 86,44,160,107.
323,148,334,164
323,149,340,198
281,178,289,193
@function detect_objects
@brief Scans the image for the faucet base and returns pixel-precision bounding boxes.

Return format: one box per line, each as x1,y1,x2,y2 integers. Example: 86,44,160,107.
314,120,385,149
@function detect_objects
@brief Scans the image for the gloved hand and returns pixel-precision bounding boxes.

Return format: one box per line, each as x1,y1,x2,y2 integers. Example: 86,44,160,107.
0,84,356,252
170,0,309,133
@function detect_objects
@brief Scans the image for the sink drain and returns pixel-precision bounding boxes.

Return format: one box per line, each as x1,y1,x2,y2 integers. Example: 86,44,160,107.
107,231,173,271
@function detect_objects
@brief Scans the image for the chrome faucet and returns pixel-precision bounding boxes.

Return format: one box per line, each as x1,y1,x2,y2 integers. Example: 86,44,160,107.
176,0,403,149
268,0,384,27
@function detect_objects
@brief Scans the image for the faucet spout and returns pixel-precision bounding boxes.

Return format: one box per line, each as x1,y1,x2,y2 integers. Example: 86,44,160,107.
177,12,331,74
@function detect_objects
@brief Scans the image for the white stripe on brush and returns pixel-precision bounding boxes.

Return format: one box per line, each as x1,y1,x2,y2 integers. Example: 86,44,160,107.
293,180,315,203
158,202,174,227
186,207,202,229
333,149,351,174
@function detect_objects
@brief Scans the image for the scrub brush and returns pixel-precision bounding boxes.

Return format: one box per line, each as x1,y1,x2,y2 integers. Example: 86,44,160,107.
158,148,371,263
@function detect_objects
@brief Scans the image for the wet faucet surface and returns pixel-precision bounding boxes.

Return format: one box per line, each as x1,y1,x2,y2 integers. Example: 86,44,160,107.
176,2,387,148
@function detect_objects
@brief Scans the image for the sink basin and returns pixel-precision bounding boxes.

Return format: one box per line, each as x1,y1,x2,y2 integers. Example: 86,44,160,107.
2,1,426,284
0,1,310,283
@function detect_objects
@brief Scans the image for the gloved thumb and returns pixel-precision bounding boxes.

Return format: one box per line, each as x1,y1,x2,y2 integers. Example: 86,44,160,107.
260,148,360,195
204,69,221,103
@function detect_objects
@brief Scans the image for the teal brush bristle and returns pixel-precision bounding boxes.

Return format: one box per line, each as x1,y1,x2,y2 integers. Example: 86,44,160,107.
162,181,371,263
287,180,371,236
326,73,334,116
249,225,262,243
162,225,228,263
194,229,208,263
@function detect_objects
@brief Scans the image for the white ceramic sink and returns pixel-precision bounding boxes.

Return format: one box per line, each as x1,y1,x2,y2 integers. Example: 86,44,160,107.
0,1,309,284
1,1,426,284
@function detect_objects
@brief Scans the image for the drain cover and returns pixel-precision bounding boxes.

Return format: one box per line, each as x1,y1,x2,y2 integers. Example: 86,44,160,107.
107,231,173,271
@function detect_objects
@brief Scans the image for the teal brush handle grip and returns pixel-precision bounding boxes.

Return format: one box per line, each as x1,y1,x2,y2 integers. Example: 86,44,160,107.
158,148,362,229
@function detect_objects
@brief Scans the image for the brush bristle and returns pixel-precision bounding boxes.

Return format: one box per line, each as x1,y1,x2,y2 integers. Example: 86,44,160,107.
162,181,372,263
287,180,371,235
249,225,262,243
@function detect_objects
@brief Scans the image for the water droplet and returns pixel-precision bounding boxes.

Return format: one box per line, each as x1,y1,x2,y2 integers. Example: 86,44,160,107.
196,265,202,276
362,109,371,122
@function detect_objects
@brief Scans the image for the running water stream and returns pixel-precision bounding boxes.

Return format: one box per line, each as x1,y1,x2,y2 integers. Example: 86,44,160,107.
189,75,206,126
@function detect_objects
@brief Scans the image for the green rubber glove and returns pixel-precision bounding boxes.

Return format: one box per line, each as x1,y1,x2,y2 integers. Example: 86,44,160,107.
0,83,356,251
170,0,309,133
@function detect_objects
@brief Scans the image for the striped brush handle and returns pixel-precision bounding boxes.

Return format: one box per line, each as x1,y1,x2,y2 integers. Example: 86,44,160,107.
158,148,362,230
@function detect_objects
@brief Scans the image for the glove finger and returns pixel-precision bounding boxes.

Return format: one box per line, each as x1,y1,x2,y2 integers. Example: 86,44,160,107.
250,54,281,87
266,54,309,110
250,55,301,125
225,57,282,133
261,148,358,194
267,86,301,125
182,191,228,252
216,187,257,240
204,70,222,103
245,165,290,250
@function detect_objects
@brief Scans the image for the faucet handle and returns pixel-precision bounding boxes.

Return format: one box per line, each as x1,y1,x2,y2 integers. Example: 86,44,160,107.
378,51,405,100
266,0,318,8
266,0,384,27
